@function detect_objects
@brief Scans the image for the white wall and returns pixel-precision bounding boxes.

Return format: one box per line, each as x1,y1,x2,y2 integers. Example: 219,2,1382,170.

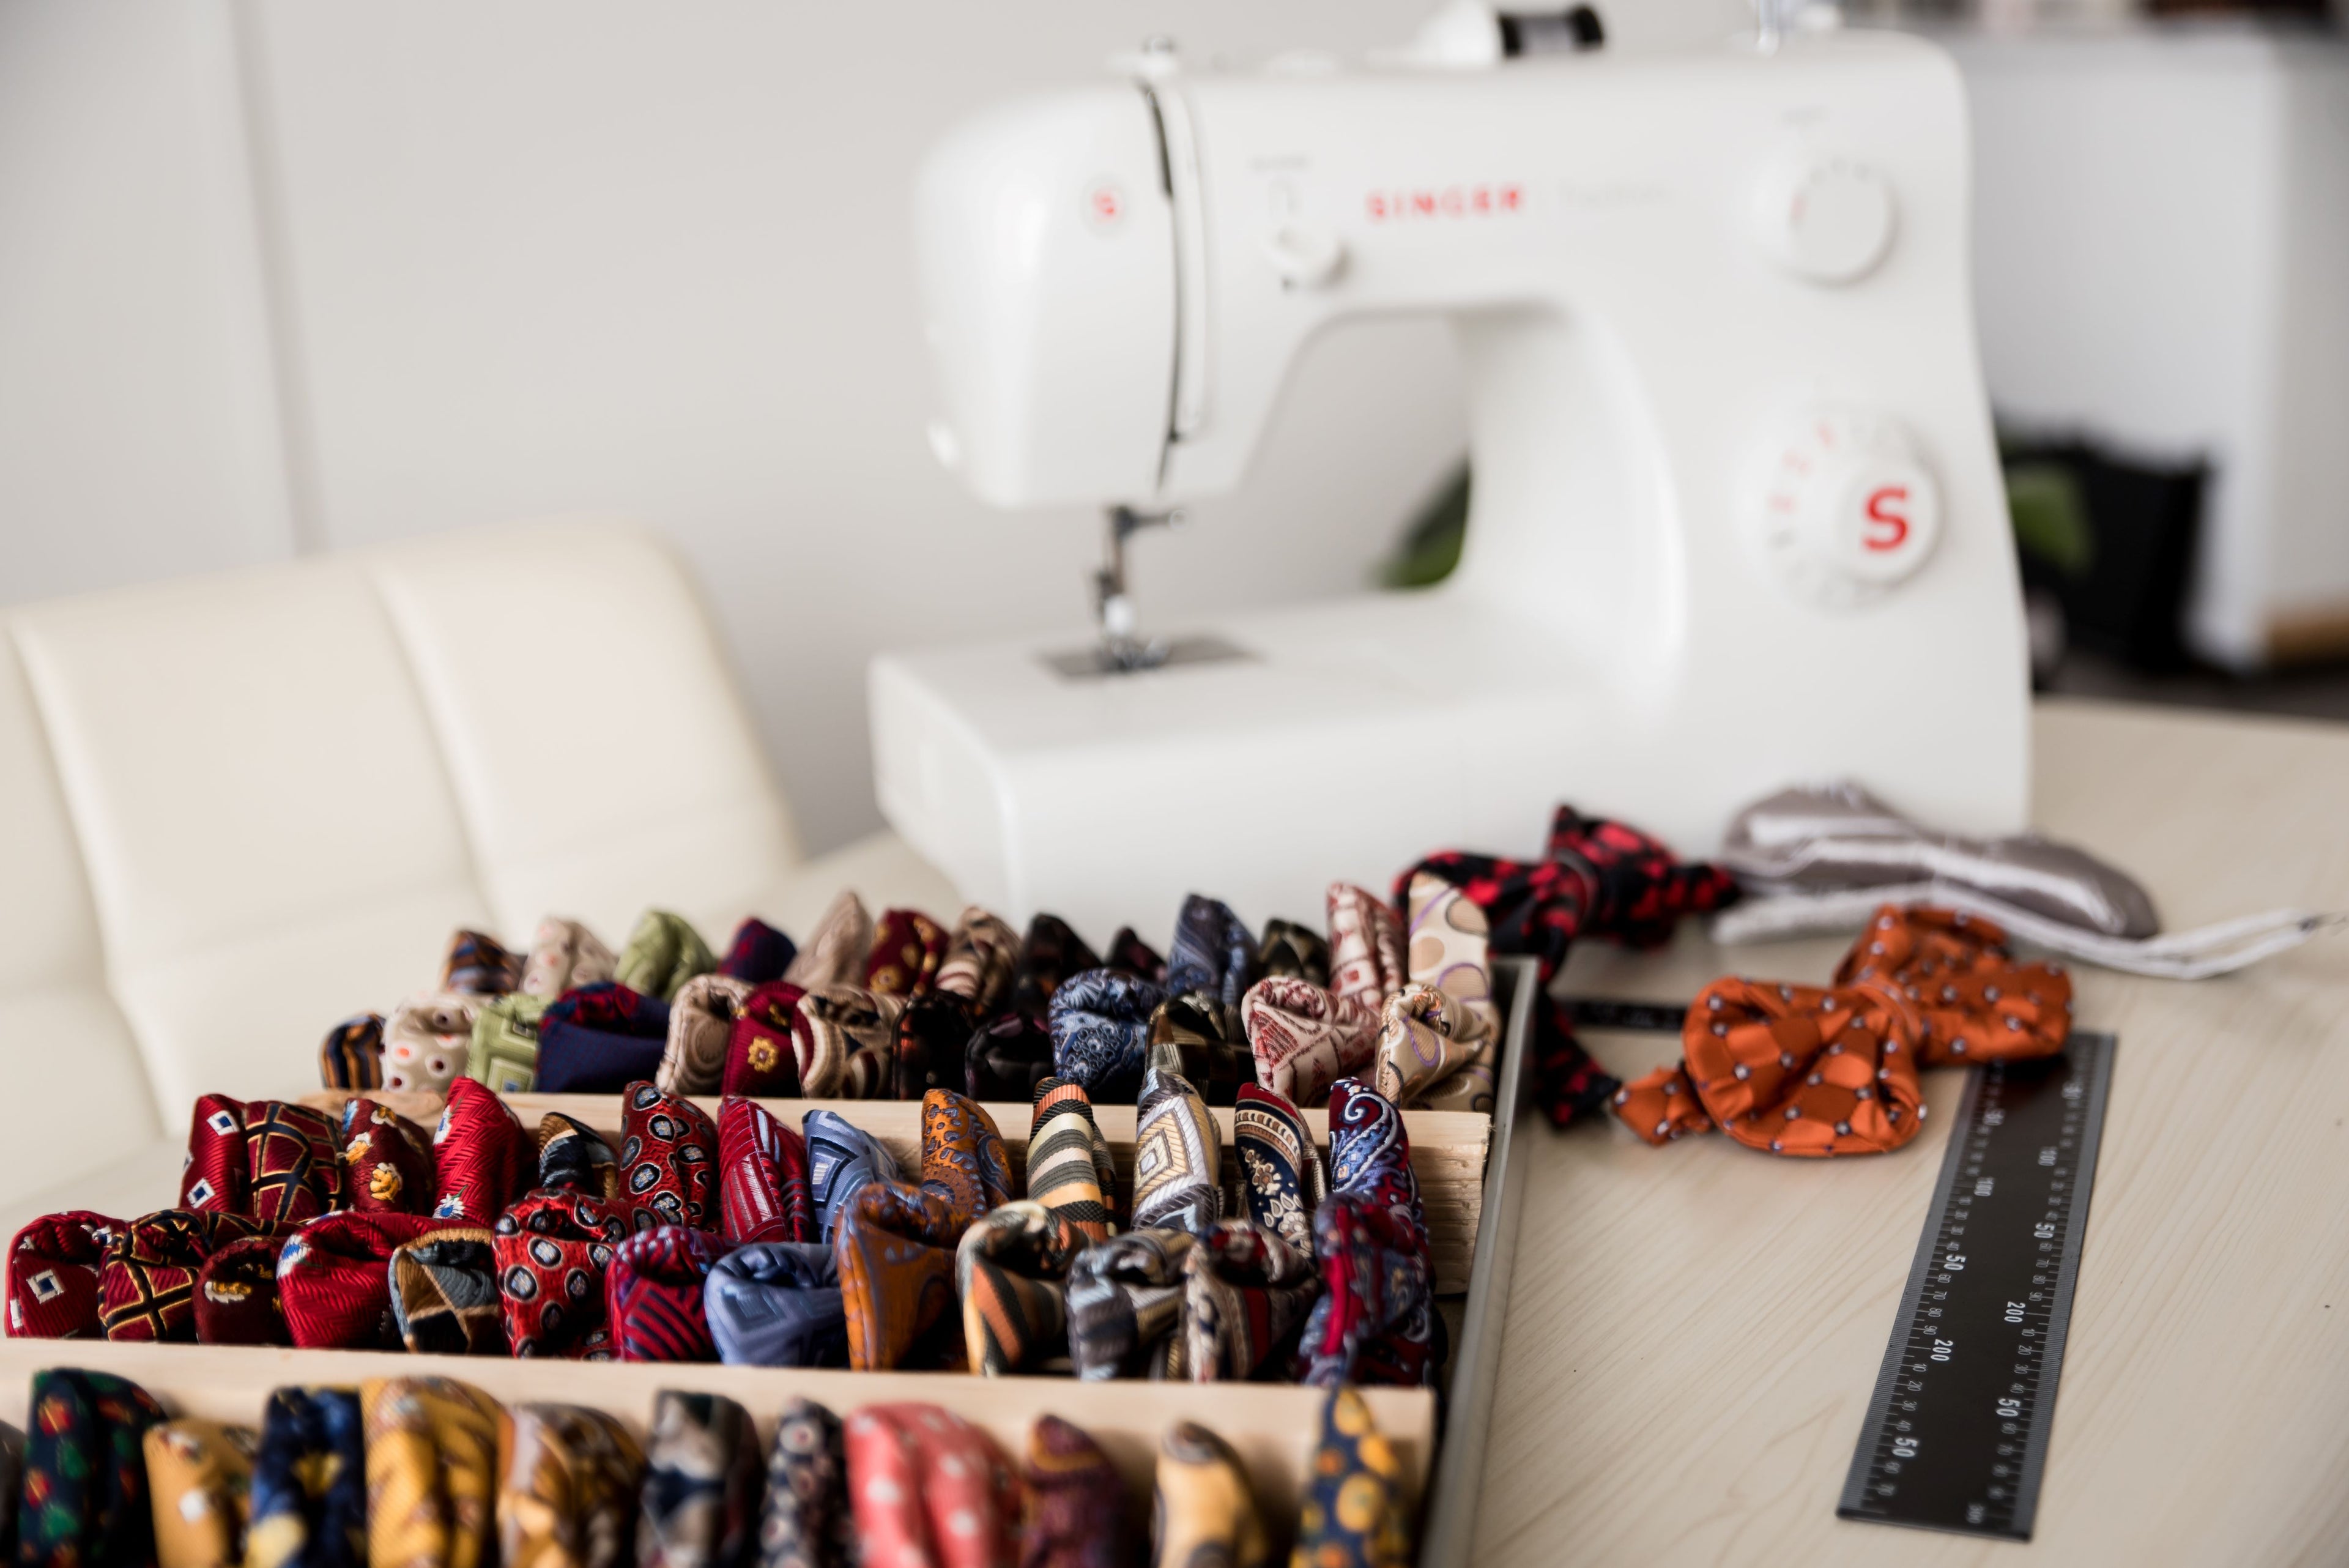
0,0,1749,852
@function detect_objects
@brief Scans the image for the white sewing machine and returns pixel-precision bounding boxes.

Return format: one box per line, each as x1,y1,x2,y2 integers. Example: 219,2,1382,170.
872,3,2029,940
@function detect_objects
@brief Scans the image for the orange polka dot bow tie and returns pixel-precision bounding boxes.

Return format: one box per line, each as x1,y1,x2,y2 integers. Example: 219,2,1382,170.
1613,905,2074,1156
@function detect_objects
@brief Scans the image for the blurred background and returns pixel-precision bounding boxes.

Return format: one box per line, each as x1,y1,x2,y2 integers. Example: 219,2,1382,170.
4,0,2346,856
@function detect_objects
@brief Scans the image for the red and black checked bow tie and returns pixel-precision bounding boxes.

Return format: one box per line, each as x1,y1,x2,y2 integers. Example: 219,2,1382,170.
1397,806,1740,1127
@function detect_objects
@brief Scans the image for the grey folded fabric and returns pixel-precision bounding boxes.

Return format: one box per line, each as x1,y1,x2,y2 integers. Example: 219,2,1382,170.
1721,781,2161,938
801,1110,901,1244
704,1243,847,1367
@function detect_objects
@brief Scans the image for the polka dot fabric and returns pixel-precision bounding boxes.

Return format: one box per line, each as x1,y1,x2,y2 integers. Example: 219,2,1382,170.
618,1083,719,1235
1614,904,2073,1157
491,1191,627,1360
842,1403,1021,1568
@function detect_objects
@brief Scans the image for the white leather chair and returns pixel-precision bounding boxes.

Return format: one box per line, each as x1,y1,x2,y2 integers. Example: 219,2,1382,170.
0,517,954,1228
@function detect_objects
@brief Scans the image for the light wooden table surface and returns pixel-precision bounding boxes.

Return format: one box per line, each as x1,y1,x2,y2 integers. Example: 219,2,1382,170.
1469,698,2349,1566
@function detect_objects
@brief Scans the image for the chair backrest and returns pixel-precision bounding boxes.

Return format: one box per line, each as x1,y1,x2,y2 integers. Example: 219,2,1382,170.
0,517,801,1194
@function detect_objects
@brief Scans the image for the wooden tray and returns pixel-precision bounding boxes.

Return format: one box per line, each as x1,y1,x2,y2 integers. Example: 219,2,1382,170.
0,963,1542,1564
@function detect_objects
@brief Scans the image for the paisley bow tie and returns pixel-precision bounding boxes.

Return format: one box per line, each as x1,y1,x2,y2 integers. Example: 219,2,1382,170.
1615,905,2073,1156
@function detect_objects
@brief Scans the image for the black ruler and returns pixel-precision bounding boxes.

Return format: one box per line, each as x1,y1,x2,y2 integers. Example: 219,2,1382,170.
1838,1028,2115,1540
1565,997,2117,1542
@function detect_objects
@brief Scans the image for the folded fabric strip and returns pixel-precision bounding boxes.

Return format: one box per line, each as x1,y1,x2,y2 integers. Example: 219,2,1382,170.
1612,905,2069,1157
496,1404,643,1568
1301,1083,1439,1388
1150,1422,1266,1568
705,1243,847,1368
957,1200,1089,1375
1255,918,1330,987
658,975,754,1097
754,1399,852,1568
836,1183,965,1372
340,1096,436,1215
919,1088,1013,1226
620,1083,721,1233
1009,913,1100,1020
1716,883,2346,979
802,1109,903,1245
317,1014,385,1091
1231,1085,1326,1259
722,982,809,1099
441,930,523,997
934,906,1019,1020
717,1098,812,1245
798,984,904,1098
718,918,797,986
1400,871,1504,1036
180,1097,343,1225
616,911,718,1003
1181,1218,1318,1382
143,1418,255,1568
281,1212,451,1350
384,994,487,1096
964,1013,1057,1104
843,1405,1021,1568
1026,1079,1115,1241
781,892,874,989
1399,805,1740,1126
831,1099,998,1375
535,1113,619,1201
1722,781,2161,937
1022,1415,1124,1568
492,1191,627,1359
607,1226,734,1362
891,991,974,1101
361,1376,501,1568
469,995,551,1094
1104,928,1167,984
1327,882,1406,1012
432,1078,535,1224
1370,986,1490,1109
1167,895,1258,1011
864,907,949,997
390,1228,507,1356
248,1387,366,1568
192,1235,286,1346
1239,976,1377,1109
638,1391,762,1568
18,1367,167,1568
1066,1228,1196,1381
521,918,617,1001
100,1209,261,1343
1145,992,1248,1105
1049,968,1169,1100
1132,1066,1221,1235
6,1210,121,1338
1294,1388,1412,1568
538,985,674,1094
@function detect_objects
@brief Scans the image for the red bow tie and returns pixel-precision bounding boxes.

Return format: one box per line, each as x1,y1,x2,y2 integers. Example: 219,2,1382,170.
1616,906,2074,1157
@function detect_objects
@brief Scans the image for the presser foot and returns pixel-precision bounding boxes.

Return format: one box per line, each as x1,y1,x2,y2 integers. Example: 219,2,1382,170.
1040,631,1252,680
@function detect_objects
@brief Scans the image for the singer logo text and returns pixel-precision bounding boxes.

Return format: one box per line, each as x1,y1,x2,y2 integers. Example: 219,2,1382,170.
1365,183,1526,221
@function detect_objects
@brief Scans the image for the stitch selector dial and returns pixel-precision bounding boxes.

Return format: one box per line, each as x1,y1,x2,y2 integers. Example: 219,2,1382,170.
1752,408,1941,609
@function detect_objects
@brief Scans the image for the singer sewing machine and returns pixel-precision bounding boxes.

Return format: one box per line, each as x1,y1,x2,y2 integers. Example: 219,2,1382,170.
871,3,2029,940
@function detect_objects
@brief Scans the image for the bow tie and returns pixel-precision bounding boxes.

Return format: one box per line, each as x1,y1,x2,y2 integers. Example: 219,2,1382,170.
1399,806,1740,1126
1615,905,2073,1156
